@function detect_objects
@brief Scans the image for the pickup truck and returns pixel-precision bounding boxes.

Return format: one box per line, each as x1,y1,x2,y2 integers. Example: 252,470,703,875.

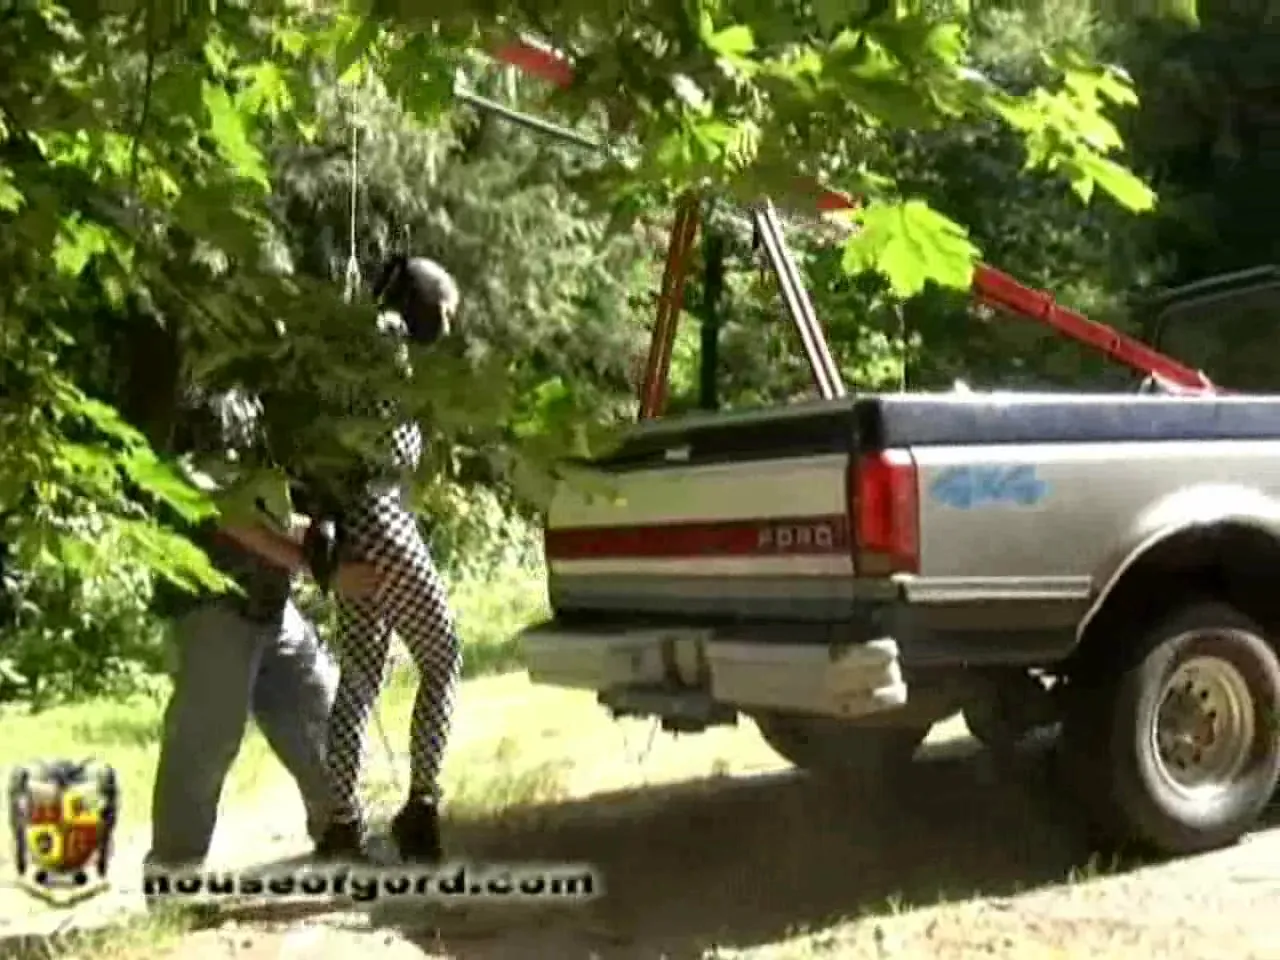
469,38,1280,858
517,315,1280,860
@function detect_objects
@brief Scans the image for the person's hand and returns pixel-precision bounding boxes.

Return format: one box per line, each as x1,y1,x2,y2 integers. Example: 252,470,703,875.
287,513,312,540
333,561,383,600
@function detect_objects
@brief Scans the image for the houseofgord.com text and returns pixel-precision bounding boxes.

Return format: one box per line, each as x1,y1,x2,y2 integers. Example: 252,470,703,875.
143,861,599,903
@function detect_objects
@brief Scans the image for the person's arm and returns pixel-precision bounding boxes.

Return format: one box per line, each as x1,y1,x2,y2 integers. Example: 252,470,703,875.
221,514,380,600
206,482,311,571
215,522,306,573
219,512,343,589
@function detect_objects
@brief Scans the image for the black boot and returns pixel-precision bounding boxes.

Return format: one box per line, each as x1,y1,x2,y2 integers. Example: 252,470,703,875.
390,798,443,863
312,819,368,863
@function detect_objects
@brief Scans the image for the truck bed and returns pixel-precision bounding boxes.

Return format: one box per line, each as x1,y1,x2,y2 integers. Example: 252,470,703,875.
545,392,1280,621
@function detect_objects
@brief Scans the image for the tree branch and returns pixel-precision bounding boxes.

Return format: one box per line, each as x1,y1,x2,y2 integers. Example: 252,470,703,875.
129,0,159,195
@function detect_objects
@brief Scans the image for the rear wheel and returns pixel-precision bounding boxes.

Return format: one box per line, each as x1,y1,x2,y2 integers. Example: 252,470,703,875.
1063,600,1280,856
753,712,931,781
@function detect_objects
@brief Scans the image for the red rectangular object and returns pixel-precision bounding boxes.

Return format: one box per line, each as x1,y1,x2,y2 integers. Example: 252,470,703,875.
546,515,850,560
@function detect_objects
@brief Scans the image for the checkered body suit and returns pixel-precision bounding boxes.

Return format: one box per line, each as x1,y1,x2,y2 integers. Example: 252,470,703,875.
325,336,462,822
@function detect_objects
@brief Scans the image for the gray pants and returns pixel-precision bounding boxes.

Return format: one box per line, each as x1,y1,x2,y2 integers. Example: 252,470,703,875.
146,599,338,868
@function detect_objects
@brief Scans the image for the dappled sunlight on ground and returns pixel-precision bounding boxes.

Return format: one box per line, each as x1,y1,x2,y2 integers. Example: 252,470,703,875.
3,672,1279,959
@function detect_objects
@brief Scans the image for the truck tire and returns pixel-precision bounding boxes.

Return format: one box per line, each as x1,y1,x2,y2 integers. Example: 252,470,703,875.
1063,601,1280,856
753,712,930,782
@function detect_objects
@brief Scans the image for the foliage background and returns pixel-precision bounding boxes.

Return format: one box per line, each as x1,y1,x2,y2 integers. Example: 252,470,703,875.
12,1,1280,708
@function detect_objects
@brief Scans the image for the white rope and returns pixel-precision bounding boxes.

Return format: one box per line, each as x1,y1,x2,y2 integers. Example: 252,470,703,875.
342,122,363,303
339,109,406,799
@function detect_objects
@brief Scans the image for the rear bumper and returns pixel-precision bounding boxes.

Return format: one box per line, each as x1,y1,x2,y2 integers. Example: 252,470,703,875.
519,621,908,720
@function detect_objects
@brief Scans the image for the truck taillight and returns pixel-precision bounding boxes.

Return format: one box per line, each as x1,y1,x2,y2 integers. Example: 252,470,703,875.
849,449,919,574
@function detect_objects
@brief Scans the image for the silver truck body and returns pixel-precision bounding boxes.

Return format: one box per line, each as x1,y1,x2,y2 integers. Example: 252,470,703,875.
520,392,1280,723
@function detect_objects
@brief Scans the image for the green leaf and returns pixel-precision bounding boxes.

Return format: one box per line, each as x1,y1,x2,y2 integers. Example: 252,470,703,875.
115,518,236,594
51,217,113,277
172,183,264,253
203,35,235,77
399,68,457,122
813,0,857,35
273,26,310,58
1139,0,1198,25
0,166,24,212
212,467,293,530
707,25,754,59
237,62,293,119
840,200,979,298
1093,66,1139,108
512,376,575,439
699,11,755,63
201,81,270,188
652,127,695,171
689,118,735,160
1075,152,1156,212
53,383,146,448
923,22,966,62
54,442,118,486
335,17,383,85
123,450,218,524
1070,172,1094,204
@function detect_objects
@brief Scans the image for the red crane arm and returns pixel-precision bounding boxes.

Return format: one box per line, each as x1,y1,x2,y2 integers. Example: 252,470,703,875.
493,40,575,89
968,264,1215,392
490,38,1215,393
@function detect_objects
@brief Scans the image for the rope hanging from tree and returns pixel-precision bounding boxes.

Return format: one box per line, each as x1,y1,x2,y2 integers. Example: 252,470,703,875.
338,114,407,796
343,122,363,304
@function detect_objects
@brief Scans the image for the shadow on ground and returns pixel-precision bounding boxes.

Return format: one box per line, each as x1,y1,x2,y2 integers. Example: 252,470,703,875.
196,738,1280,959
430,743,1097,957
201,736,1262,959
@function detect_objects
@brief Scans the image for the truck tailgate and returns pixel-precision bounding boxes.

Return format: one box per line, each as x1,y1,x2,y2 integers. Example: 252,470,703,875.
544,401,861,620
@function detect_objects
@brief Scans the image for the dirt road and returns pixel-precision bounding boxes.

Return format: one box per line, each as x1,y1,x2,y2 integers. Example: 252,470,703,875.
21,677,1280,958
172,763,1279,960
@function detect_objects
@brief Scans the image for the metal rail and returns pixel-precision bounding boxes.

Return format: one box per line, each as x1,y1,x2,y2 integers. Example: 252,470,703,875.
752,200,845,399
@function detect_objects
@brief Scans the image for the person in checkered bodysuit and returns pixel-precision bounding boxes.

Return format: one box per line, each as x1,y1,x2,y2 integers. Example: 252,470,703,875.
310,256,464,863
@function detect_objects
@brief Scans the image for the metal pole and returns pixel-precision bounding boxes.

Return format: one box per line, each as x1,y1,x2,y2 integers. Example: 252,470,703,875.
639,195,700,420
699,226,725,411
752,201,846,399
454,86,604,152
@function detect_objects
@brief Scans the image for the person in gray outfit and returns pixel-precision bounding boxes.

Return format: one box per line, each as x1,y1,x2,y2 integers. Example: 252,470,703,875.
145,392,380,871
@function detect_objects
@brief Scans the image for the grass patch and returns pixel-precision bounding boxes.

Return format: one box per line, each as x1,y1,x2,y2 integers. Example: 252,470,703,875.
0,908,197,960
360,686,575,820
446,735,573,816
0,692,272,861
452,569,547,678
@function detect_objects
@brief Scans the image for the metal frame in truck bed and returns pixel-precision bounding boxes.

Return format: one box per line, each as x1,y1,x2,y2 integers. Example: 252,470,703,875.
484,37,1220,406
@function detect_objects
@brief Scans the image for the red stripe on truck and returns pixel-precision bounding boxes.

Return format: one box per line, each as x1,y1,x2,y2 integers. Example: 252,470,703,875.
545,515,850,560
